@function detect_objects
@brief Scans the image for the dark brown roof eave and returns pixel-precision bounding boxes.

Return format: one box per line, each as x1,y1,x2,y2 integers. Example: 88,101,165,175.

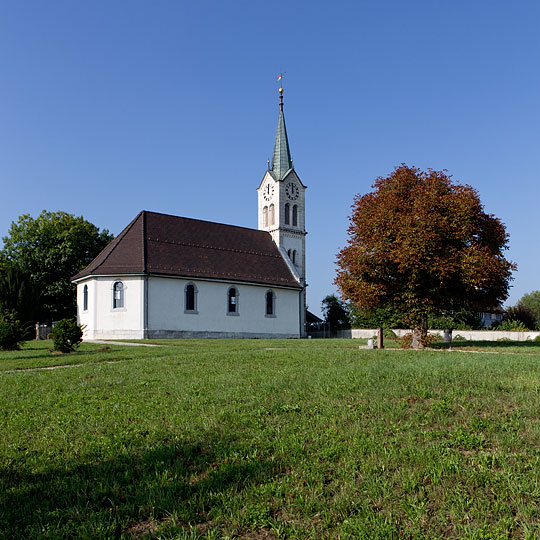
72,270,302,290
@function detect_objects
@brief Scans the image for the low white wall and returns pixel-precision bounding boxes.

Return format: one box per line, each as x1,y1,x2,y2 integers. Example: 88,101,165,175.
434,330,540,341
338,329,540,341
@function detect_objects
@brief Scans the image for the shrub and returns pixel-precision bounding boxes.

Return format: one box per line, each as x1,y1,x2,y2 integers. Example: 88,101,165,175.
0,311,25,351
399,332,436,349
51,318,83,353
498,319,527,332
399,333,413,349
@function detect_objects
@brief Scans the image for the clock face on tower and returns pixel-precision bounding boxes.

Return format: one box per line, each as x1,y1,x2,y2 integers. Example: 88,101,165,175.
263,183,274,201
285,182,299,200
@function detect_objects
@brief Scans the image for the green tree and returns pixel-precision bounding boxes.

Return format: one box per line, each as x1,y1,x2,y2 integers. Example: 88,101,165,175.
517,291,540,329
0,261,40,333
335,166,515,348
349,304,406,329
0,310,26,351
502,305,536,330
427,309,482,331
0,211,113,323
321,294,351,333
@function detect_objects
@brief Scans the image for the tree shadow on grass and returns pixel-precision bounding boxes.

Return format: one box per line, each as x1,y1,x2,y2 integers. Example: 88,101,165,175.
0,348,158,370
0,435,280,539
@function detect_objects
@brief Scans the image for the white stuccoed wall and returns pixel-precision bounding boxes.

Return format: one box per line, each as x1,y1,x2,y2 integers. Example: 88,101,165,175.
77,276,144,340
77,275,302,340
147,277,301,338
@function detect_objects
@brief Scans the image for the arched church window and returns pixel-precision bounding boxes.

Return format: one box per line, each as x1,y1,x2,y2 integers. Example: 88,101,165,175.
292,250,297,264
284,203,290,225
287,249,291,259
269,204,275,226
83,284,88,311
263,206,268,227
292,205,298,226
185,283,197,313
113,281,124,309
265,290,275,316
227,287,238,315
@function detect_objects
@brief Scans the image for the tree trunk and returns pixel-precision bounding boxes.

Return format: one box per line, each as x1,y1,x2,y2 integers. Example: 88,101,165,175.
410,329,423,349
410,315,428,349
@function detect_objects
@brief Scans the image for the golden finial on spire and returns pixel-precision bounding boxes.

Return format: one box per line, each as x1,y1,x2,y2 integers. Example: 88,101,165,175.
277,72,286,110
277,73,286,93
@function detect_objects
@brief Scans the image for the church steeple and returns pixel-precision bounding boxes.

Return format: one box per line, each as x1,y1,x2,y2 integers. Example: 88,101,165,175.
270,88,293,181
257,83,306,273
257,81,307,335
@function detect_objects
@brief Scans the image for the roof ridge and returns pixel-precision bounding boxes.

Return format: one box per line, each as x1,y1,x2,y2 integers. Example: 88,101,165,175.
143,210,265,234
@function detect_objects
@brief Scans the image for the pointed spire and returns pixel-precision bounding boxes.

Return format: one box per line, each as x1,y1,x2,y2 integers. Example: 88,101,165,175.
270,87,293,180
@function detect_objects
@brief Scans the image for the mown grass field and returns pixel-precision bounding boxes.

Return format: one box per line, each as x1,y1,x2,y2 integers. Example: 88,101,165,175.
2,339,540,539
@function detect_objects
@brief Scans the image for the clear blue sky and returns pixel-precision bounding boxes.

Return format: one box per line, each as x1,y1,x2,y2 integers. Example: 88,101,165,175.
1,0,538,317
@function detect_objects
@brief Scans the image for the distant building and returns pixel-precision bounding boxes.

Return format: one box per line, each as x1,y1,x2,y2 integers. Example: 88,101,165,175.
477,306,505,328
72,89,307,339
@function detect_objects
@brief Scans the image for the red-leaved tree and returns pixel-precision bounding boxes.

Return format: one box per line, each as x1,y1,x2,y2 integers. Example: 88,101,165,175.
335,166,515,348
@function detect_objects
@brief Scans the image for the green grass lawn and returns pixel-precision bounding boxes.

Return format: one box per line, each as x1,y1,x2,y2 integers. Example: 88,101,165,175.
2,339,540,539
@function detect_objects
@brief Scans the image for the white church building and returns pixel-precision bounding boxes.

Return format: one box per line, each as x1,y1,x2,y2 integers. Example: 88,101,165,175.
72,89,307,339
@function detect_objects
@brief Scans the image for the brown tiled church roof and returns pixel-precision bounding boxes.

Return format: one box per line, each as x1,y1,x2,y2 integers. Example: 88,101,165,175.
72,211,302,289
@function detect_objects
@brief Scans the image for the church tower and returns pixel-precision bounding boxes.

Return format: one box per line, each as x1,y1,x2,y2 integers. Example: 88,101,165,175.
257,87,307,333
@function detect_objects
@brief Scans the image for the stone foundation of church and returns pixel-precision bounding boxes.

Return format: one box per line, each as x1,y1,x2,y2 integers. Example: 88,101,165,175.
82,329,145,340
